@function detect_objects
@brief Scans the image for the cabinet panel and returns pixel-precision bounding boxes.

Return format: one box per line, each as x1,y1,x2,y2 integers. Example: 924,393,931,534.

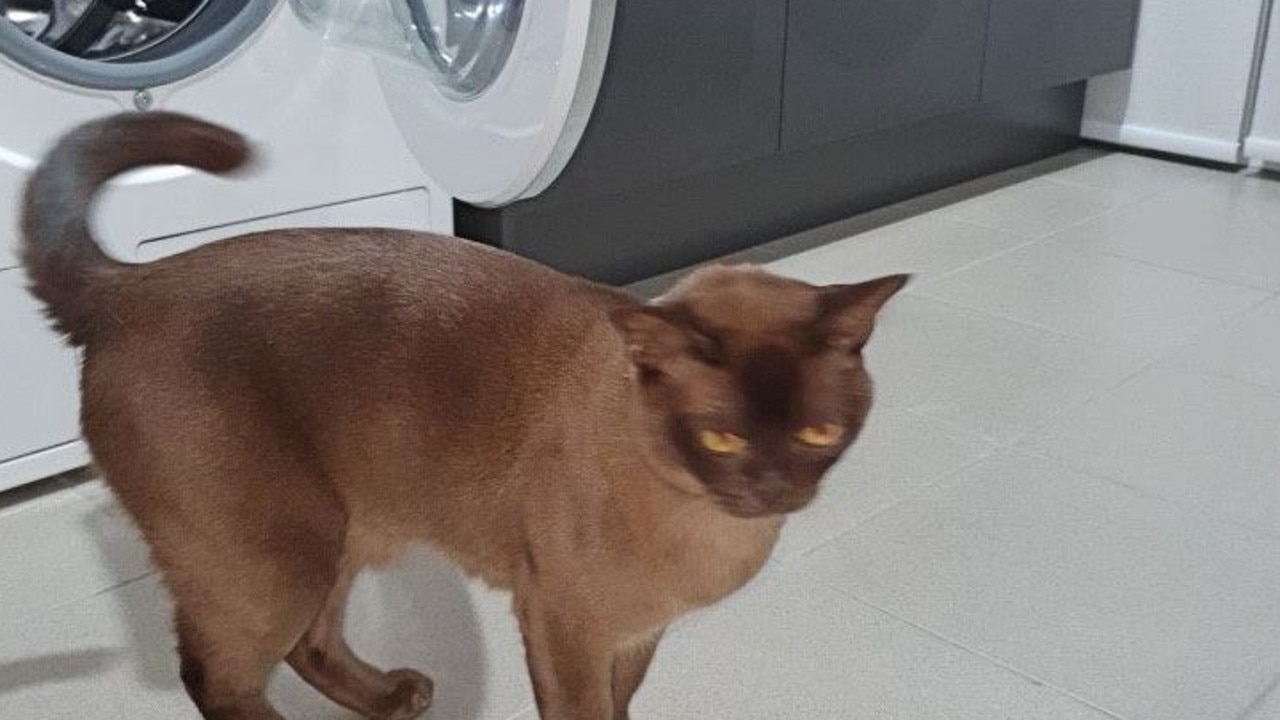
540,0,786,200
781,0,989,151
985,0,1139,98
0,268,81,463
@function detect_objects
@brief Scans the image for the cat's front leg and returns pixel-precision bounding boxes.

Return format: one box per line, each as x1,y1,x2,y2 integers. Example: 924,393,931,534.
516,592,616,720
611,629,664,720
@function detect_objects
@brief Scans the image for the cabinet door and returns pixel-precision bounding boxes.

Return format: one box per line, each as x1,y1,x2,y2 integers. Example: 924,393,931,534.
781,0,990,151
0,268,81,463
539,0,787,200
985,0,1140,99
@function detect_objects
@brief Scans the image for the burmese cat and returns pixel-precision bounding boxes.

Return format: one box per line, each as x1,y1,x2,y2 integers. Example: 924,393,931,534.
19,112,907,720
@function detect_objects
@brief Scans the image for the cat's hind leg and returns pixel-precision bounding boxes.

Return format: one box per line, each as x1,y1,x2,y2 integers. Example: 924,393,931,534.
162,490,347,720
285,555,434,720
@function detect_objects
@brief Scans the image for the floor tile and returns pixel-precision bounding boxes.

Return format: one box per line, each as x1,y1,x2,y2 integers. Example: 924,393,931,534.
801,452,1280,720
275,547,534,720
1051,174,1280,290
7,151,1279,720
1170,294,1280,391
0,577,199,720
865,294,1145,443
919,241,1268,360
1020,366,1280,538
0,484,151,627
0,549,533,720
765,213,1029,288
937,178,1131,239
1045,153,1225,201
1239,675,1280,720
774,408,995,562
633,570,1117,720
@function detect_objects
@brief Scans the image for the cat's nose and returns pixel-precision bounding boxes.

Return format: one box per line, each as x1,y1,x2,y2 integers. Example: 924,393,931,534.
752,469,819,514
754,470,792,499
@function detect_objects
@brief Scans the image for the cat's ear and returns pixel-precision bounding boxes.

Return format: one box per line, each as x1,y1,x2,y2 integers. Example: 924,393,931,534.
817,274,910,351
609,304,694,370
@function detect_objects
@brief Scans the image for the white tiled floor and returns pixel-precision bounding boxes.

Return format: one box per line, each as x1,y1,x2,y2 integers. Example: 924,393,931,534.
4,152,1280,720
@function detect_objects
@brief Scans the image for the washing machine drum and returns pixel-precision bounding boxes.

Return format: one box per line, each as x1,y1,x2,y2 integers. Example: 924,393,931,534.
0,0,273,89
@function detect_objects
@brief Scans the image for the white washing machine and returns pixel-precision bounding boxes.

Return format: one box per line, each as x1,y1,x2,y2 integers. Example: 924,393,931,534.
0,0,614,490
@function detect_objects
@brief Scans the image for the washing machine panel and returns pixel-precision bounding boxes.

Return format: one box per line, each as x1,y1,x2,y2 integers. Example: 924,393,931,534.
0,0,454,489
1,0,615,489
364,0,615,206
2,3,451,267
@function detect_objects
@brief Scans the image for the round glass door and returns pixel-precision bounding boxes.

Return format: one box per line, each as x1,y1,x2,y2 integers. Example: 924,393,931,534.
405,0,524,101
0,0,273,88
5,0,210,59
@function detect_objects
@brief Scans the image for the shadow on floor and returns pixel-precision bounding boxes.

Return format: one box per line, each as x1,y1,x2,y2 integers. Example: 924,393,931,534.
79,496,490,719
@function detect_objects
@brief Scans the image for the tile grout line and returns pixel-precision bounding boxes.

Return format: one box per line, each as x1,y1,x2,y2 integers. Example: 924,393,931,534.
1028,173,1280,292
0,570,159,641
1233,669,1280,720
940,165,1280,292
501,703,536,720
937,169,1159,246
1014,434,1280,547
909,238,1271,380
790,446,1008,565
1164,362,1280,398
1059,242,1280,294
49,570,157,615
893,405,1005,446
906,288,1126,347
1043,164,1234,200
819,581,1134,720
1052,288,1280,412
906,232,1046,291
776,440,1000,565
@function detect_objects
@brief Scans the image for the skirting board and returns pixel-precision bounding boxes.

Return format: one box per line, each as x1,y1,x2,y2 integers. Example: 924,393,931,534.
1081,119,1242,163
1243,135,1280,165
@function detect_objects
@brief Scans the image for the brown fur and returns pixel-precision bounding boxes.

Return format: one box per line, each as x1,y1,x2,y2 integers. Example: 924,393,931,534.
20,113,907,720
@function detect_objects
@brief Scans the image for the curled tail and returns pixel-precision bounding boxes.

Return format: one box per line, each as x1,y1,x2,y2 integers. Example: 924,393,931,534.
20,111,251,345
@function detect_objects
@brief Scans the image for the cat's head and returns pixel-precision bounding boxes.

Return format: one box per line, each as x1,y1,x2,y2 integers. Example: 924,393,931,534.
611,265,908,519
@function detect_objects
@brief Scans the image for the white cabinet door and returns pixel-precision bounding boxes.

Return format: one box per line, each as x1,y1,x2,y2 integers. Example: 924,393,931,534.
0,268,81,471
1083,0,1265,162
1244,3,1280,164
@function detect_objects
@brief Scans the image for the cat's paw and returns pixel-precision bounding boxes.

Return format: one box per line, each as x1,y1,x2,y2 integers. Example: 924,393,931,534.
374,668,434,720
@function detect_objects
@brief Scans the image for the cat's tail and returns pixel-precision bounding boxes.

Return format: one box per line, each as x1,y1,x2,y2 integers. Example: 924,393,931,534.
20,111,251,346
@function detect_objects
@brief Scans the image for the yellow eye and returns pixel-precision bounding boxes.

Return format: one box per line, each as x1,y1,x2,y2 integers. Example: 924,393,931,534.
698,430,748,455
794,423,845,448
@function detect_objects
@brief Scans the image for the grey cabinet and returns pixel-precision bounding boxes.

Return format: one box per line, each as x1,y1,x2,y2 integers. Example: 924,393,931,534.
540,0,786,201
781,0,990,151
458,0,1139,285
983,0,1140,98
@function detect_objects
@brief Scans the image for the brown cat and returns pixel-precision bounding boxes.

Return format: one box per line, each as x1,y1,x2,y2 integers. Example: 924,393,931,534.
19,112,907,720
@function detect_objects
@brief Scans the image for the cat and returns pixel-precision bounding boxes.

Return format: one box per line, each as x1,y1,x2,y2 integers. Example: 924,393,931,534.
19,112,907,720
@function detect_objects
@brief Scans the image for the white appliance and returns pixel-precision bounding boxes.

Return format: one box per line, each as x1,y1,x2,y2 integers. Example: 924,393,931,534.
0,0,613,490
1082,0,1280,166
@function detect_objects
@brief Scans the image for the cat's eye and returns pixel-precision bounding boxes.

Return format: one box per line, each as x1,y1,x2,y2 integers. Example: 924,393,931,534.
794,423,845,448
698,430,748,455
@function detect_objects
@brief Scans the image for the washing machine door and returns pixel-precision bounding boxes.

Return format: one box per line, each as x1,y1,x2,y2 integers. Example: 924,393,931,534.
369,0,613,208
0,0,275,89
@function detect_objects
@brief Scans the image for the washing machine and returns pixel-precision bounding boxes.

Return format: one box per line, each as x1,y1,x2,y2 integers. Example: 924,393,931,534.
0,0,614,490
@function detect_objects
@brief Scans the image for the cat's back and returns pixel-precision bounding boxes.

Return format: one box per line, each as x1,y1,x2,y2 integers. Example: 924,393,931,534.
129,228,571,317
91,227,602,354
